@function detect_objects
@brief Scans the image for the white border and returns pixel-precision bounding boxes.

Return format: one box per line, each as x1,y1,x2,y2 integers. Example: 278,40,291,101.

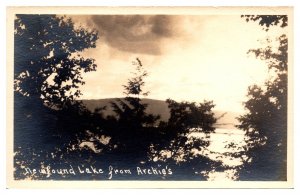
1,0,299,195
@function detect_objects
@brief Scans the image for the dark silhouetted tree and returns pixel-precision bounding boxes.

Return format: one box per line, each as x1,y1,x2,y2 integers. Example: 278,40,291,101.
165,99,216,133
150,99,218,179
110,58,160,128
13,15,99,179
237,15,288,180
123,58,149,98
14,15,98,109
241,15,287,31
14,14,99,142
108,58,160,157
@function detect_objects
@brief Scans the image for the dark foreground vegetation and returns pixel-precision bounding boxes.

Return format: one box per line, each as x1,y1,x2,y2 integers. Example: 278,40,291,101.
13,14,288,181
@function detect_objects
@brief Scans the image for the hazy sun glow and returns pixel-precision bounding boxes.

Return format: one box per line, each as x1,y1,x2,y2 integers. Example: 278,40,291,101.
73,15,286,114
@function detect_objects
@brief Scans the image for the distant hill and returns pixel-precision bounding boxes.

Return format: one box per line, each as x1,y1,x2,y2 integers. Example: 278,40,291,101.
81,98,170,121
80,98,239,129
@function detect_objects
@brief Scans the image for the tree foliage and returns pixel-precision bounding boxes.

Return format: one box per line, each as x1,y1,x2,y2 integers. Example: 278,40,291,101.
237,15,288,180
107,58,160,157
13,15,222,180
165,99,216,133
13,15,100,179
241,15,288,31
149,99,217,178
123,58,149,97
14,15,98,109
110,58,160,129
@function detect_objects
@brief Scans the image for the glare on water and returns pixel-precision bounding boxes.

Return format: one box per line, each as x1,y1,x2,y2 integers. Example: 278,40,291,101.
189,128,246,181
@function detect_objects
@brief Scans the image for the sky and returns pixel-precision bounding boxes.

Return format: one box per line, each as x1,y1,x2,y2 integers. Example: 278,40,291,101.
71,14,287,113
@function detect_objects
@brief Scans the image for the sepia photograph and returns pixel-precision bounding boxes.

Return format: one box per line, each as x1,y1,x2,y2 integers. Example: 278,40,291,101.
6,6,293,188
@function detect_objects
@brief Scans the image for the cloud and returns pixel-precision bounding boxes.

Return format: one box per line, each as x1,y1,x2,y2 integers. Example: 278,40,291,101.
89,15,179,55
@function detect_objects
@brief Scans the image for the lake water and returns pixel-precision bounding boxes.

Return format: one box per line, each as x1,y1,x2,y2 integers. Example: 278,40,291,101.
79,128,246,181
198,128,246,181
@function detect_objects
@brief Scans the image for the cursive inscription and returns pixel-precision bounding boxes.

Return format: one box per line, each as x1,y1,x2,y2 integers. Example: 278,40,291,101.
23,164,173,179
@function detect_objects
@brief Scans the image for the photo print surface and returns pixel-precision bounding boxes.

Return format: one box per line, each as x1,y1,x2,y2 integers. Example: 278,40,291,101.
7,7,293,187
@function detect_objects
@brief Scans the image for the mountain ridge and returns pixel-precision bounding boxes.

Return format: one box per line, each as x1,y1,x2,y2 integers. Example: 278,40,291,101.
80,98,239,129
